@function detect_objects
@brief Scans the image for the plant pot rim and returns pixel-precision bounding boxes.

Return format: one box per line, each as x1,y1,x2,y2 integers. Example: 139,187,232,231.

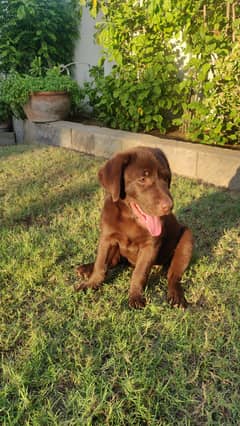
31,91,68,96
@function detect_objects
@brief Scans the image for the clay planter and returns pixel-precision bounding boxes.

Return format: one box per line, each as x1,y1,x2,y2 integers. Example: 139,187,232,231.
23,91,71,122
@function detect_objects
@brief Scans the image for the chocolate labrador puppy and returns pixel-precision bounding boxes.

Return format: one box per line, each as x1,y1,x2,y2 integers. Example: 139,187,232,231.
76,146,193,308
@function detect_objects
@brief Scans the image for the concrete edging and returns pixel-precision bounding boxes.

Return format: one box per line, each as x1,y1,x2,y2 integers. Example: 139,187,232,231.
14,118,240,191
0,131,16,146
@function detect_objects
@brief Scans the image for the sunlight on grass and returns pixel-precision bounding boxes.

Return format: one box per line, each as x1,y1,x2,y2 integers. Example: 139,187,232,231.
0,144,240,424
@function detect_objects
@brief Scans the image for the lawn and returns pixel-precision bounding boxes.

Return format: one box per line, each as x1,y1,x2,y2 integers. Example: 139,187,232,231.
0,144,240,425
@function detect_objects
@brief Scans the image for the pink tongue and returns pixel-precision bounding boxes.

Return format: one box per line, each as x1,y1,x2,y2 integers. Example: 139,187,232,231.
130,202,162,237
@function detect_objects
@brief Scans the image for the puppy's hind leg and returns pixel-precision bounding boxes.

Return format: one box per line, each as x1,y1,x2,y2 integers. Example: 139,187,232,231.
167,227,193,308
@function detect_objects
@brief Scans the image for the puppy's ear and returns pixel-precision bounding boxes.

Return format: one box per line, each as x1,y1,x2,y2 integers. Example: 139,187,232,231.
98,152,131,202
151,148,172,187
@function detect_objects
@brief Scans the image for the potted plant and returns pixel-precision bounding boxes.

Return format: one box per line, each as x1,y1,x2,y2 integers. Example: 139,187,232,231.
1,66,83,122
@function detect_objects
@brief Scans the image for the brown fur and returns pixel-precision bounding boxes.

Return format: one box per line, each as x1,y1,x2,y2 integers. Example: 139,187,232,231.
76,146,193,309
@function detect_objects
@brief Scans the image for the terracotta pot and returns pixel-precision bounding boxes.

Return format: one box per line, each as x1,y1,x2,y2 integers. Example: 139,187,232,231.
23,91,71,122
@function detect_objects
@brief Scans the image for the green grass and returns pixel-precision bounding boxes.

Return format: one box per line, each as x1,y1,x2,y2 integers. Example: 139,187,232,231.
0,144,240,425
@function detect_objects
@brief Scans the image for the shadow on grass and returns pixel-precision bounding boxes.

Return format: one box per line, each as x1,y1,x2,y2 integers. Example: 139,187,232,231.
6,181,99,228
0,143,46,159
229,166,240,191
178,186,240,260
1,158,101,231
3,187,100,232
167,174,240,307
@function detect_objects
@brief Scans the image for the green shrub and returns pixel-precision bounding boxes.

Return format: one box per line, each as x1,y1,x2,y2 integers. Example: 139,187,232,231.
0,77,11,121
85,59,183,133
0,102,11,122
186,44,240,145
84,0,240,145
0,0,81,74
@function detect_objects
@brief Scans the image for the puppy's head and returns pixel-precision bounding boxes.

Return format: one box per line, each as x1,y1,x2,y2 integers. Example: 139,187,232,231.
98,147,173,216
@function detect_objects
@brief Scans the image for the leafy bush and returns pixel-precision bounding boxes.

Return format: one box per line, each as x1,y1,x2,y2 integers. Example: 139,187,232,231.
82,0,186,133
0,0,81,74
185,43,240,145
85,60,183,133
1,67,84,119
0,77,11,121
84,0,240,145
0,101,11,122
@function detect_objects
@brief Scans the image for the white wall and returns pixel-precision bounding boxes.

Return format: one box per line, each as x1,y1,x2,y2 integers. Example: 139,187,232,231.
74,7,114,86
74,7,102,85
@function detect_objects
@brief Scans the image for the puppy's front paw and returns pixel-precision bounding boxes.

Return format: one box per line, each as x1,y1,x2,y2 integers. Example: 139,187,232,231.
129,294,146,309
74,281,99,292
167,287,188,309
76,263,94,279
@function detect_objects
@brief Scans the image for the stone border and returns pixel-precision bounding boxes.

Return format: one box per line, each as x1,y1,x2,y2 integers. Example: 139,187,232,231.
0,131,16,146
14,118,240,191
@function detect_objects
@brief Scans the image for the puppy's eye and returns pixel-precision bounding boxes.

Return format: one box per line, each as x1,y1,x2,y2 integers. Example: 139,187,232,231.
138,170,149,183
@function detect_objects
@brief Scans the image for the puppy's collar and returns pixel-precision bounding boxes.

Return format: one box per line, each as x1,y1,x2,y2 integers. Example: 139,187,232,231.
130,202,162,237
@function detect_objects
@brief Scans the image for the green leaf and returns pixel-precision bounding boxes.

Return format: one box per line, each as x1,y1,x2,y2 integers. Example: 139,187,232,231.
17,5,26,20
199,63,211,82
